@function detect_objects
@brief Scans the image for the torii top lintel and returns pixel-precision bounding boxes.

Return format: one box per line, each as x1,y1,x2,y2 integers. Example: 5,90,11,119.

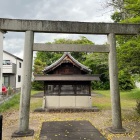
0,18,140,35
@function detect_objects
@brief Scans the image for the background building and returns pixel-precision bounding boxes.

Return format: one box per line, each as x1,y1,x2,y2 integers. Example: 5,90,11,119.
2,50,23,89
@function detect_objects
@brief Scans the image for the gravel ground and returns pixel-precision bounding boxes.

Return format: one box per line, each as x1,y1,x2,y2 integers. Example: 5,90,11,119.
1,93,140,140
2,109,140,140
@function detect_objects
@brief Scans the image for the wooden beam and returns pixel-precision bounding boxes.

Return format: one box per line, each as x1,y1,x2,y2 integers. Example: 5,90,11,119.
0,18,140,35
33,43,110,53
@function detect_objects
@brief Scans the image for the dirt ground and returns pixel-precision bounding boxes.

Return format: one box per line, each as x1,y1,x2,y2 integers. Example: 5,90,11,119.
1,93,140,140
2,108,140,140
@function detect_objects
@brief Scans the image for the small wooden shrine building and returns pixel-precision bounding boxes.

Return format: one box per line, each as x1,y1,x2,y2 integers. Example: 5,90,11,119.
34,52,100,109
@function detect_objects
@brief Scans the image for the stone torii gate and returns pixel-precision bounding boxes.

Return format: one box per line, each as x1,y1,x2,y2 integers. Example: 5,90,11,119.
0,18,139,136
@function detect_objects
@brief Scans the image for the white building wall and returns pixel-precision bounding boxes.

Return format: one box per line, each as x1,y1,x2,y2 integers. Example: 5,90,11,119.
3,52,16,64
16,59,23,88
3,51,23,89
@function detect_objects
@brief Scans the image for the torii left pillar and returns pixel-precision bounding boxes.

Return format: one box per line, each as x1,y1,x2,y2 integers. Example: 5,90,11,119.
0,31,4,95
12,31,34,137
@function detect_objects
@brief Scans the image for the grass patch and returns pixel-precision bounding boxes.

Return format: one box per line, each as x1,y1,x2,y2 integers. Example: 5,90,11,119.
30,90,43,111
0,93,20,113
0,90,43,113
31,90,43,96
94,90,110,97
92,89,140,110
120,88,140,99
92,90,111,109
30,98,42,111
92,97,111,110
121,99,136,109
94,89,140,100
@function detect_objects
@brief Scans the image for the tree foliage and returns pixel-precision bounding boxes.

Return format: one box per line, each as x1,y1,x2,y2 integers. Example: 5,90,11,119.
33,59,46,75
34,36,94,66
118,70,135,90
32,59,46,90
83,53,110,90
32,36,111,90
108,0,140,89
33,1,140,90
109,0,140,22
117,36,140,74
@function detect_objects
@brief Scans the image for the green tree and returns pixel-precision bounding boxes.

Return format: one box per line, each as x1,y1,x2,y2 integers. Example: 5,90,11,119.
35,36,94,65
109,0,140,22
117,36,140,74
109,0,140,89
32,36,96,90
53,36,94,62
118,70,135,90
83,53,108,74
33,59,46,74
84,53,109,90
32,59,46,90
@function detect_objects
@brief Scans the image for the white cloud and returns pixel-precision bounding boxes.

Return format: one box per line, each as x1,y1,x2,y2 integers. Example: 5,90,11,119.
34,33,107,45
3,32,24,59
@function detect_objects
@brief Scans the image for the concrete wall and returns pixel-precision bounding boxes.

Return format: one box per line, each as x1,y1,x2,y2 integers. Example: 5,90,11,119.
60,96,75,107
44,96,92,108
76,96,92,107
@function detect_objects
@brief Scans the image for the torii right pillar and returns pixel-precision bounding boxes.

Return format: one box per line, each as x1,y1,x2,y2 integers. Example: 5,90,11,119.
108,33,125,133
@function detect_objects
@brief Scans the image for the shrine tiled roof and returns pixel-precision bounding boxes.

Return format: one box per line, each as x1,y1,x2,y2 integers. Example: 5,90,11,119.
43,52,92,73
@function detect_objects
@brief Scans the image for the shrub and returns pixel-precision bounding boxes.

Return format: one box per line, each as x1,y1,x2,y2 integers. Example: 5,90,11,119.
118,70,135,90
92,81,110,90
92,73,110,90
31,81,44,90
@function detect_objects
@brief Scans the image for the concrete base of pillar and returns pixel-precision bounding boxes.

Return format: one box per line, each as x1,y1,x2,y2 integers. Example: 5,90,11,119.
107,127,127,134
12,129,34,137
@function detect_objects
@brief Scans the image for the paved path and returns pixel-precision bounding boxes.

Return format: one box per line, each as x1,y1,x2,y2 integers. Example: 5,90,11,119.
40,120,106,140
